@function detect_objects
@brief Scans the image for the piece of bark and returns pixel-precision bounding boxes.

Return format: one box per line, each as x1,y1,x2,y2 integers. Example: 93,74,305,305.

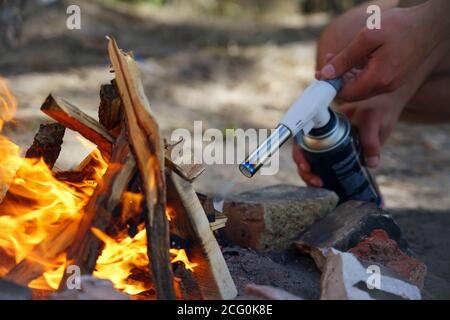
0,123,66,204
99,81,123,137
108,37,175,300
167,171,237,300
41,94,114,160
25,123,65,169
59,130,136,289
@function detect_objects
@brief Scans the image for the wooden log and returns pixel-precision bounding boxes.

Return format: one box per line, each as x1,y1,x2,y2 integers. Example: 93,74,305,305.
108,37,176,300
41,93,203,183
4,133,134,287
40,94,114,160
0,123,66,204
25,123,65,169
59,130,136,289
4,219,80,286
99,80,123,137
166,171,237,300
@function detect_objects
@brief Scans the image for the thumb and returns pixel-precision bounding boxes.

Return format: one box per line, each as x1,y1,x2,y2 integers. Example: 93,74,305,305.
320,29,382,79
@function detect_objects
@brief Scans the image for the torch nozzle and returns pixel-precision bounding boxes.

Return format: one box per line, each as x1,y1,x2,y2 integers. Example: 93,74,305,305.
239,125,292,178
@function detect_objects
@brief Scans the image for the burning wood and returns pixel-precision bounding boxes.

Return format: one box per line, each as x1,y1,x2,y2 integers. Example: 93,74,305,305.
0,39,236,300
108,38,175,300
59,130,136,289
41,94,114,160
99,80,123,138
25,123,65,169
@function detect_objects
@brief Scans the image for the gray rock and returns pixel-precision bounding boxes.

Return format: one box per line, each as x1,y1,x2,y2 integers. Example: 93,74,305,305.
224,246,321,300
296,201,407,253
320,249,421,300
244,284,303,300
50,276,130,300
0,279,32,300
223,184,338,252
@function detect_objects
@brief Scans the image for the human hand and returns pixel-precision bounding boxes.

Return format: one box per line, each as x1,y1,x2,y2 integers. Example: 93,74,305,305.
318,5,442,101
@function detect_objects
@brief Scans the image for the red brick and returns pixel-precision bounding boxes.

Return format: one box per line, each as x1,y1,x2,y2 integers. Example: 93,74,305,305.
349,229,427,288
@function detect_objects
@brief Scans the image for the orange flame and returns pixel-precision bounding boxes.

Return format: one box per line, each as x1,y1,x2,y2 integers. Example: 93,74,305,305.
0,77,108,291
93,221,198,296
0,77,17,131
0,76,196,297
121,191,143,224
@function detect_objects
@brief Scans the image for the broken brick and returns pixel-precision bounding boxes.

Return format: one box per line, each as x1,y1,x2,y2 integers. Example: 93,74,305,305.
349,229,427,289
222,185,338,252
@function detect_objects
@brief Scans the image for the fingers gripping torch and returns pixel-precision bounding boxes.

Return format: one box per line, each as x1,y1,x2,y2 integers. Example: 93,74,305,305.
239,78,383,206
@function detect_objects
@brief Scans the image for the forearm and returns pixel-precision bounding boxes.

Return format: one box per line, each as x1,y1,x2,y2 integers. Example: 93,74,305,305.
393,40,450,105
421,0,450,45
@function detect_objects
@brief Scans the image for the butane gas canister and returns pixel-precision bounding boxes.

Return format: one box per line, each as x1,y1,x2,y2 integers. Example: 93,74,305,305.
295,108,383,207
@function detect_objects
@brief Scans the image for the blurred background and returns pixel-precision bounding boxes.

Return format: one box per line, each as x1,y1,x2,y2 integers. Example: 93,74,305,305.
1,0,449,297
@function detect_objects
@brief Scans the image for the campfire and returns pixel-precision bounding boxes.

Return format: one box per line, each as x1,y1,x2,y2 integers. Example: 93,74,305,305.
0,38,236,300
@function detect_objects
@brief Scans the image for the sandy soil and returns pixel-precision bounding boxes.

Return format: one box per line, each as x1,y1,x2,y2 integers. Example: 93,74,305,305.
1,0,449,298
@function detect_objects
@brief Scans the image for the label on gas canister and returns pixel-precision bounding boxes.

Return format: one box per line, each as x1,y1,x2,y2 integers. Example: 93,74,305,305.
302,130,382,206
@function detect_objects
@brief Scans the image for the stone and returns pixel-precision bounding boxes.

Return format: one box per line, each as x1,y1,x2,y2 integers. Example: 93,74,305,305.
50,276,130,300
320,249,421,300
0,279,32,300
223,185,338,252
244,284,303,300
349,229,427,289
224,246,321,300
296,201,407,253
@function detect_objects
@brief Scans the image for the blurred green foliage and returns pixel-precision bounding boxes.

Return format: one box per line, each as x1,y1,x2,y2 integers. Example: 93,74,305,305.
108,0,368,14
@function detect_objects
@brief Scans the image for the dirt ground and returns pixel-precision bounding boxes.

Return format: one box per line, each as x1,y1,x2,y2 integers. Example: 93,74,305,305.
1,0,449,298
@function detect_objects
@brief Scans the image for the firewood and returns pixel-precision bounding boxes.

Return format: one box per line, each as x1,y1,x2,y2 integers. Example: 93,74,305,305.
40,94,114,160
4,219,80,286
0,123,66,204
99,80,123,137
173,267,202,300
166,171,237,300
209,214,228,232
41,93,203,183
59,130,136,289
4,143,118,286
108,37,176,300
25,123,65,169
164,138,206,182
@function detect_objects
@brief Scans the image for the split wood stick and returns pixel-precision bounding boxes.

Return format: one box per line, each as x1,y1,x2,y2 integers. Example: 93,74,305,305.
108,37,176,300
40,94,114,160
42,93,203,183
166,171,237,300
59,130,136,289
3,219,80,286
